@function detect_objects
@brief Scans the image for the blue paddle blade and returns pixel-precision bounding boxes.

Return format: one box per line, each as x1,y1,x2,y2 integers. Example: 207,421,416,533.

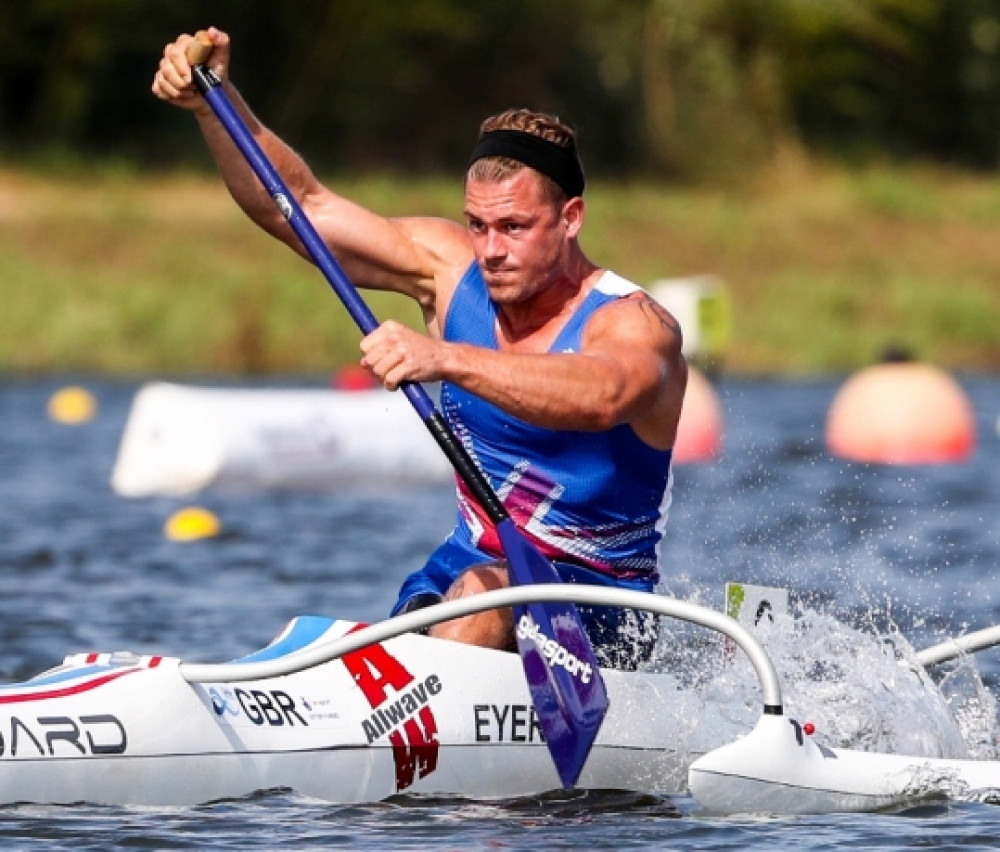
497,519,609,788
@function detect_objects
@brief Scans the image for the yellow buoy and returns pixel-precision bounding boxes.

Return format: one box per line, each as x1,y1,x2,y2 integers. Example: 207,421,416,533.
47,386,97,424
164,506,221,542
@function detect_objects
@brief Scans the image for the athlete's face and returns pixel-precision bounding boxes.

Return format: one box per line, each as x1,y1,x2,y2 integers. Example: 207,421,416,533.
463,170,571,304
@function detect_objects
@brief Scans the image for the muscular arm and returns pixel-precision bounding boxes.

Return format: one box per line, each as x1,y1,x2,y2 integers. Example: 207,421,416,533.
152,28,472,318
363,292,687,448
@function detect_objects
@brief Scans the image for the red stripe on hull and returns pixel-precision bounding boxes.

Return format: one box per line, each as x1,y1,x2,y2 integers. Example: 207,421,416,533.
0,669,138,705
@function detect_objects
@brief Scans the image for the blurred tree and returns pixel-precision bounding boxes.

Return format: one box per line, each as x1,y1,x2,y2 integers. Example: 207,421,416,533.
0,0,998,177
634,0,799,180
914,0,1000,166
783,0,943,160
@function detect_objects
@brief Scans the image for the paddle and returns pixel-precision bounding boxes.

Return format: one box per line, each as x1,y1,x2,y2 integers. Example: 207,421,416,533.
184,32,608,788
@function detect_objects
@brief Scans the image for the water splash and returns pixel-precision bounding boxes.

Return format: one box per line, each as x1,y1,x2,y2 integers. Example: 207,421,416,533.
647,601,998,763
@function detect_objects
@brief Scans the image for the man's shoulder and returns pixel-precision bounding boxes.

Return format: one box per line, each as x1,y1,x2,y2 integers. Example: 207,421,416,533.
593,269,642,297
403,215,473,259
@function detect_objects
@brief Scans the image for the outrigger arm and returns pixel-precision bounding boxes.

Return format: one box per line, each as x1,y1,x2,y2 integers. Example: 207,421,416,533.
180,584,784,713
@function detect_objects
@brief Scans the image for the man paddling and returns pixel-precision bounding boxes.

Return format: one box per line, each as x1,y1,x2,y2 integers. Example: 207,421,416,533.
153,27,687,669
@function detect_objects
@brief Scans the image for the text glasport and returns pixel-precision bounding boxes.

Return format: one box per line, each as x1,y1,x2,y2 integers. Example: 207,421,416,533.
516,614,593,684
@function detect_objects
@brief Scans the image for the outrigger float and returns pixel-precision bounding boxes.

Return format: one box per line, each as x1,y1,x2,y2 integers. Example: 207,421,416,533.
3,585,999,813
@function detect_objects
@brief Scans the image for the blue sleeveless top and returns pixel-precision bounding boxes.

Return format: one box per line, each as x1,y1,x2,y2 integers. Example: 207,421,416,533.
439,262,673,582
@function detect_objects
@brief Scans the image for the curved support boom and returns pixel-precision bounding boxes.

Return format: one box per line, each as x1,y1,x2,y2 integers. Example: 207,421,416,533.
180,585,783,714
916,623,1000,667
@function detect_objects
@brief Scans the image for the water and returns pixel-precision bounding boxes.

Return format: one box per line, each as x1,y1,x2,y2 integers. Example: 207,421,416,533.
1,374,999,849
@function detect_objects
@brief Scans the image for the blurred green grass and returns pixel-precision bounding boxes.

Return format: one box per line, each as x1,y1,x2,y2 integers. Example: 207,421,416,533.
1,162,998,376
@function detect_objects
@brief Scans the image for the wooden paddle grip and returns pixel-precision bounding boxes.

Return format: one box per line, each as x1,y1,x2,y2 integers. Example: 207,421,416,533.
187,30,214,65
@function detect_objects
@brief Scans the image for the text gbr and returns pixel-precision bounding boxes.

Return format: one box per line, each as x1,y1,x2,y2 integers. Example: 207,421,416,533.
209,686,308,726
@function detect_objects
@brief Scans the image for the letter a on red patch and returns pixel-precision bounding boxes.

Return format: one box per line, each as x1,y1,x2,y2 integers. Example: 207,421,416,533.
342,628,414,706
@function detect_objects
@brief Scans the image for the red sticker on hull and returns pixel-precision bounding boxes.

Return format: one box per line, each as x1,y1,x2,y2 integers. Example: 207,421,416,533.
341,627,442,792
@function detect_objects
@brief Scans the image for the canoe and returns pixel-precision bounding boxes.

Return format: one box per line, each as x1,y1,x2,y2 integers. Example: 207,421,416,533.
3,585,998,813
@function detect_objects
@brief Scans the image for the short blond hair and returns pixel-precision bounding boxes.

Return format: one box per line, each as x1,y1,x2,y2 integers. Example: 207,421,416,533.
467,109,579,204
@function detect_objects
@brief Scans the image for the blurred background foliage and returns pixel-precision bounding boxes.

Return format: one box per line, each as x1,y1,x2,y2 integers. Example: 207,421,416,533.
2,0,1000,181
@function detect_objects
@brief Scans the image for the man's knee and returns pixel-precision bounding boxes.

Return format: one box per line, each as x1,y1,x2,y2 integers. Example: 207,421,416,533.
429,560,514,650
442,559,509,601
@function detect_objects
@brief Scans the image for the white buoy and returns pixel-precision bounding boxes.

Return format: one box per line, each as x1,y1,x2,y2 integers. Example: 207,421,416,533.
111,382,452,496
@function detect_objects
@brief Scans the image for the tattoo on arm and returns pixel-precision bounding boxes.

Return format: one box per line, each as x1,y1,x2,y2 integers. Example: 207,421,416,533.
636,294,681,336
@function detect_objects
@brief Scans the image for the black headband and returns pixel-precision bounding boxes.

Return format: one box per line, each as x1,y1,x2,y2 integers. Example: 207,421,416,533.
468,129,585,198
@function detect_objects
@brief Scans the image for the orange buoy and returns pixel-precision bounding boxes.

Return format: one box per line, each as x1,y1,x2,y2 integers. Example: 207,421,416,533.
825,363,976,464
674,366,723,463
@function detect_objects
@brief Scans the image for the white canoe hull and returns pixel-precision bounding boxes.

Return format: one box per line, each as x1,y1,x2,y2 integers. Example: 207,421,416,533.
1,616,692,806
